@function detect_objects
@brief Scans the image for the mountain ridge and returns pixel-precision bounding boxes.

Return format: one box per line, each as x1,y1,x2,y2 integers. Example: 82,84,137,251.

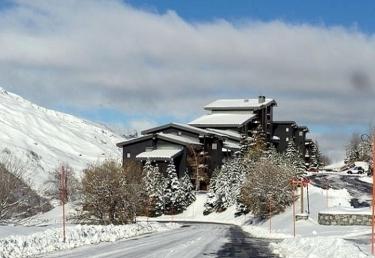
0,88,123,193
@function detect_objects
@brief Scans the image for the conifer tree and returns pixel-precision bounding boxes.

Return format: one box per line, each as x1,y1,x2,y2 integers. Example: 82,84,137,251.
163,160,185,214
143,160,165,216
244,125,268,161
180,171,195,206
285,140,305,176
204,157,246,213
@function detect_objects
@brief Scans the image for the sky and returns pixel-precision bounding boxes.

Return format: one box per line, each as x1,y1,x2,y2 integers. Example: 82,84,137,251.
1,0,375,162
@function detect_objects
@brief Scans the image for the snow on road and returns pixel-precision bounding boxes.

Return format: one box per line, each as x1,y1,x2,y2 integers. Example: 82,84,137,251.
44,223,277,258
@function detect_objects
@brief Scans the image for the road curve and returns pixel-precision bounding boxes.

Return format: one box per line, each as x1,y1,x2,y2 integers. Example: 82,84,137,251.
44,223,279,258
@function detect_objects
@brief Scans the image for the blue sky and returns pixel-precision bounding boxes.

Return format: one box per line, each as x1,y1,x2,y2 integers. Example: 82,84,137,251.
1,0,375,161
125,0,375,33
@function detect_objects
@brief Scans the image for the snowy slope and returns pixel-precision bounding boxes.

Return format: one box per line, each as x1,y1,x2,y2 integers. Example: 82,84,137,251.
0,87,123,192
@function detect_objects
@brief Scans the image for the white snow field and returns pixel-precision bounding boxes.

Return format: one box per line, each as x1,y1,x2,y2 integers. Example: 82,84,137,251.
0,88,123,191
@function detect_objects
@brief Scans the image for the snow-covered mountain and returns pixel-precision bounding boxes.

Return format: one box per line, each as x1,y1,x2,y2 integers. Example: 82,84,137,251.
0,87,123,192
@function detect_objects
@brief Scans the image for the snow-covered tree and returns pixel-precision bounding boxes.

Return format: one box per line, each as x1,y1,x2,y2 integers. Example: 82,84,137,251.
204,158,247,214
143,160,165,216
344,133,361,165
308,141,326,170
243,125,268,161
240,158,297,218
285,140,305,176
163,160,185,214
180,171,195,206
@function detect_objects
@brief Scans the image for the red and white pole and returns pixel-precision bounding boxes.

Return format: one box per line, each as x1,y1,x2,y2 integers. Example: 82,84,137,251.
292,180,296,238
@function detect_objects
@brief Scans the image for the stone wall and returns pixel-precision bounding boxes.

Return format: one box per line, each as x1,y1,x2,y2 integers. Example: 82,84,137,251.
318,212,372,226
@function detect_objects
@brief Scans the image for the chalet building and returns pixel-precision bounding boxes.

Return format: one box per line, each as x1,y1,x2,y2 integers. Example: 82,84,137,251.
116,96,311,190
271,121,309,157
189,96,277,139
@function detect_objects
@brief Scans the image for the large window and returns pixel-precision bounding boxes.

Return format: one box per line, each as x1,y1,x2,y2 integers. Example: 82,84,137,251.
212,143,217,150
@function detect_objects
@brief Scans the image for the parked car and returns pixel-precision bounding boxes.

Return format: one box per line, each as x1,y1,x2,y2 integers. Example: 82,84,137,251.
347,166,365,174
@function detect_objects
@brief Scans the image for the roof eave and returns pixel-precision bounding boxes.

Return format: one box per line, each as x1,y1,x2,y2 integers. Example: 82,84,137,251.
157,134,202,147
116,135,153,147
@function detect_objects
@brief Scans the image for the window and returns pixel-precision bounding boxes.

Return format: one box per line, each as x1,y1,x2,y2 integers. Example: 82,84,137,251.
286,127,289,132
286,137,289,142
212,143,217,150
126,153,131,158
299,131,303,137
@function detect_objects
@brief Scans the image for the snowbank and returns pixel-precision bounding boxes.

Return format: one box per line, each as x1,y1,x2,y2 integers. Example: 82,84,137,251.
319,206,371,215
0,222,179,258
271,236,369,258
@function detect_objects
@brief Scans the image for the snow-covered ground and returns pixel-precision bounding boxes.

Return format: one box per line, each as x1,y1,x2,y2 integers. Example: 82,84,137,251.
141,181,373,257
252,183,372,257
0,88,123,192
139,192,245,225
0,222,179,258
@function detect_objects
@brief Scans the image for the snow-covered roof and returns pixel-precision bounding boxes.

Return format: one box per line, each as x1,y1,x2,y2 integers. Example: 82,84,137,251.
206,128,241,140
141,122,214,136
116,132,202,148
189,113,256,128
157,132,202,146
272,136,280,141
223,140,241,150
136,148,182,160
116,135,153,147
204,98,276,111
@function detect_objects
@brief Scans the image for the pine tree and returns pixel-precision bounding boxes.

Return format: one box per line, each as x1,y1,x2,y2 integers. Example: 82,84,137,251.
285,140,305,176
204,157,246,213
163,160,185,214
180,171,195,206
143,160,165,216
243,125,268,161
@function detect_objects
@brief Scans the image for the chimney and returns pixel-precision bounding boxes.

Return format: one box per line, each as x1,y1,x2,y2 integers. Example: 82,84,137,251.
244,99,249,103
258,96,266,103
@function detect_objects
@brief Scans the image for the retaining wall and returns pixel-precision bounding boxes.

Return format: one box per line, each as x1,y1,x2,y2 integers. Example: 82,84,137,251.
318,212,371,226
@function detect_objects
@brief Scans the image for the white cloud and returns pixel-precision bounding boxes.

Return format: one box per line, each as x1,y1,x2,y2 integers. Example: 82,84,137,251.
1,0,375,161
128,119,158,133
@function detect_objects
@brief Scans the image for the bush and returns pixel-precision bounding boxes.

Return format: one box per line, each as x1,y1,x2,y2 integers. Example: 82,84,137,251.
240,158,296,218
81,159,145,224
0,156,51,221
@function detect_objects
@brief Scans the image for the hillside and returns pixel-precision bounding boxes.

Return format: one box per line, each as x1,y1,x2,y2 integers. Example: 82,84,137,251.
0,87,123,192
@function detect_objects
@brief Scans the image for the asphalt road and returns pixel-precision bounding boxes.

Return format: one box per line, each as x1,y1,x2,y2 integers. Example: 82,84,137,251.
309,173,372,207
44,223,279,258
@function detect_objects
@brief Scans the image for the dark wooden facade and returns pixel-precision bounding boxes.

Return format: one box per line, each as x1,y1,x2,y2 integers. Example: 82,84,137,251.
117,96,312,189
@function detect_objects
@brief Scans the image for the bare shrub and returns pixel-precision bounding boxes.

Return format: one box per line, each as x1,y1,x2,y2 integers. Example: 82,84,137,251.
0,155,51,221
240,159,295,218
45,164,81,202
80,159,145,224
